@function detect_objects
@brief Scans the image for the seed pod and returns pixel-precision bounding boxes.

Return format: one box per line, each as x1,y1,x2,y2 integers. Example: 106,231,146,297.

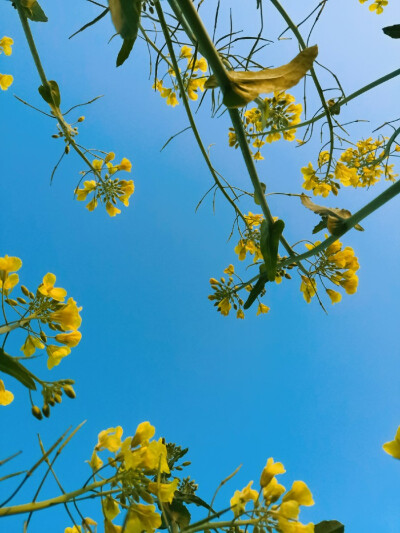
32,405,43,420
42,404,51,418
21,285,30,297
63,385,76,399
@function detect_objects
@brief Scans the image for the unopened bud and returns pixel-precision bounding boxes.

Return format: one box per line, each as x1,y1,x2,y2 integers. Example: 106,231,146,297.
77,116,85,122
284,273,292,279
52,134,60,138
48,398,55,407
65,145,70,154
5,299,17,306
32,405,43,420
17,297,27,304
21,285,30,297
63,385,76,399
181,461,191,466
42,404,51,418
54,393,62,404
29,292,35,299
40,331,47,343
48,323,58,331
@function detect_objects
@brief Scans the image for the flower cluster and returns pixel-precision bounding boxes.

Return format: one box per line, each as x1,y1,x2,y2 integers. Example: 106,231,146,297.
0,36,14,91
153,45,208,107
300,238,360,305
359,0,388,14
83,421,185,533
229,93,302,160
0,255,81,412
301,139,399,197
230,457,315,533
75,152,134,216
383,425,400,460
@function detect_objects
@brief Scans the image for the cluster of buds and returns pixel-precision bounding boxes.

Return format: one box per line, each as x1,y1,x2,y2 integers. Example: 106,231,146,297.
75,152,134,216
52,116,85,154
31,380,76,420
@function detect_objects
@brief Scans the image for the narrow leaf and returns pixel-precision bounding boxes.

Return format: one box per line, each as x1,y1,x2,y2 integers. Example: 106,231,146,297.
205,45,318,108
383,24,400,39
260,219,285,282
108,0,142,65
116,39,135,67
312,219,327,234
0,348,37,390
243,275,268,310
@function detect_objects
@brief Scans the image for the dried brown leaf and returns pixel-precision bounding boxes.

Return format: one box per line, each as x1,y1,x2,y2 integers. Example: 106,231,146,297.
205,45,318,108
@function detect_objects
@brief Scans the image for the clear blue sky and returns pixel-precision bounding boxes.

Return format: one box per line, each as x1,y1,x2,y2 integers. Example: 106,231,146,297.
1,0,399,531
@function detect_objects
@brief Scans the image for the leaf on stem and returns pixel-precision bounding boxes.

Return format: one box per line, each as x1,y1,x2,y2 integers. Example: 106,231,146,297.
300,194,364,235
108,0,143,66
38,80,61,108
382,25,400,39
0,348,37,390
243,274,268,310
205,45,318,108
315,520,345,533
260,219,285,281
21,1,48,23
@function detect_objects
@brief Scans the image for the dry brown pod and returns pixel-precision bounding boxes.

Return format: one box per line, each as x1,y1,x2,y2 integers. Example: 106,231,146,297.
205,45,318,108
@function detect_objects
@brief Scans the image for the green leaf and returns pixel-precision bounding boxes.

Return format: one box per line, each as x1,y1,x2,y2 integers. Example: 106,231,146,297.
312,219,327,234
38,80,61,108
243,275,268,310
383,24,400,39
0,348,37,391
260,219,285,282
116,39,135,67
168,501,191,529
315,520,345,533
24,2,48,23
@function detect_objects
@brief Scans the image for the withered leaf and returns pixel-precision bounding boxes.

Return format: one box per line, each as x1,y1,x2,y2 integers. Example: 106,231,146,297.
205,45,318,108
300,194,364,235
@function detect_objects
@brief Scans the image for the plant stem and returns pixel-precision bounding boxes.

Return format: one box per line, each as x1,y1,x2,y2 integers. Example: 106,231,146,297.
0,316,34,335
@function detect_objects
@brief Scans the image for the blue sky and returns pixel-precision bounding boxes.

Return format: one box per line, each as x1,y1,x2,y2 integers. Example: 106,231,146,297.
1,0,400,531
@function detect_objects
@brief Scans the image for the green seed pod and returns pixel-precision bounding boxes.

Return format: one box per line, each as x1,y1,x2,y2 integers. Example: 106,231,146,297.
63,385,76,399
32,405,43,420
42,404,51,418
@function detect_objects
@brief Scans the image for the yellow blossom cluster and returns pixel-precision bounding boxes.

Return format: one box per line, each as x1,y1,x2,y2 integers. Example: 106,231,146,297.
1,255,82,369
0,36,14,91
229,93,302,160
230,457,315,533
86,421,180,533
383,426,400,460
300,238,360,305
75,152,134,216
359,0,388,14
153,45,207,107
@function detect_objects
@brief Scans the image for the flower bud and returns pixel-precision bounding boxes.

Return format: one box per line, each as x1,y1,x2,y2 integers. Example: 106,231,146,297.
63,385,76,399
5,299,17,306
77,116,85,122
17,297,27,304
32,405,43,420
42,404,51,418
54,393,62,404
40,331,47,343
21,285,30,297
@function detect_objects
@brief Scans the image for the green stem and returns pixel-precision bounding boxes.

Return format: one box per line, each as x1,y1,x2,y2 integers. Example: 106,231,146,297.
167,0,308,274
0,477,113,517
155,1,248,225
184,519,259,533
0,316,34,335
15,2,104,183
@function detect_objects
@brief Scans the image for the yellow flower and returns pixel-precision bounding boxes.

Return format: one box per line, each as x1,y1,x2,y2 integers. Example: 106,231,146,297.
0,73,13,91
21,335,45,357
230,481,258,517
86,197,98,212
148,478,179,503
0,255,22,282
106,202,121,217
236,309,245,319
103,496,120,521
253,151,264,160
65,527,82,533
0,272,19,294
124,504,161,533
300,276,316,304
234,240,248,261
282,481,314,506
87,450,103,471
76,180,97,201
0,36,13,56
383,426,400,459
260,458,286,487
0,379,14,406
326,289,342,304
46,345,71,369
166,91,179,107
218,297,231,316
313,182,331,198
105,151,115,162
256,303,270,315
131,421,156,447
244,212,263,228
38,273,67,302
96,426,123,452
180,45,192,59
188,57,208,72
140,438,170,473
263,477,286,504
92,159,103,171
50,297,82,331
105,520,122,533
339,273,358,295
55,330,82,347
116,157,132,172
224,264,235,275
117,179,135,206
